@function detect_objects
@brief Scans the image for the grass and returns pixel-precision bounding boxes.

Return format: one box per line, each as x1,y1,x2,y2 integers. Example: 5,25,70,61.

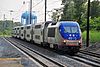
82,31,100,43
0,33,11,37
0,30,12,37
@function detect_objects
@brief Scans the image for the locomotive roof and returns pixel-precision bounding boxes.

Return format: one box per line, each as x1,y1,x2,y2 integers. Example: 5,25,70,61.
48,21,79,28
60,21,79,25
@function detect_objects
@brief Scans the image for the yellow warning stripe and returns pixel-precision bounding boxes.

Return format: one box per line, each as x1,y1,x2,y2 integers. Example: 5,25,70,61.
0,58,21,61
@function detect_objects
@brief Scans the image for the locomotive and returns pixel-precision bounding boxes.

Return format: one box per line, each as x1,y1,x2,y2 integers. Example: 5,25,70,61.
12,21,82,54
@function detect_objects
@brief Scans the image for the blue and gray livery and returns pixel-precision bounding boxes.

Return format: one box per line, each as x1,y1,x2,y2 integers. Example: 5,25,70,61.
58,21,82,52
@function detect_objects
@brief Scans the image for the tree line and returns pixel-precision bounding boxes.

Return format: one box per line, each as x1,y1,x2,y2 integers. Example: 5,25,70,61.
0,20,21,36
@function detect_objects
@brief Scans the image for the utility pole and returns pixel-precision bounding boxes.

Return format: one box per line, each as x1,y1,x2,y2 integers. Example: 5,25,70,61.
10,10,13,21
45,0,47,22
30,0,32,24
9,10,14,28
3,14,6,36
86,0,90,47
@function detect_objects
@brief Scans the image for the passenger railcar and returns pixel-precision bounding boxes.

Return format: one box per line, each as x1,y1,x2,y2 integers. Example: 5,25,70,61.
15,26,21,38
12,27,16,37
12,21,82,54
24,24,33,41
20,26,25,40
14,27,18,38
32,23,43,44
32,21,53,45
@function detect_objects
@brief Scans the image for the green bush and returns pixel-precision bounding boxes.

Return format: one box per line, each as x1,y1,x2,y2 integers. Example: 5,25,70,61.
80,17,100,31
82,31,100,43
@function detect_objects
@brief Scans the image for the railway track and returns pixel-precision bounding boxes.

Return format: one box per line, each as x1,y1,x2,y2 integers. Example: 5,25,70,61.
4,37,66,67
66,50,100,67
73,50,100,67
79,50,100,58
65,54,100,67
4,37,100,67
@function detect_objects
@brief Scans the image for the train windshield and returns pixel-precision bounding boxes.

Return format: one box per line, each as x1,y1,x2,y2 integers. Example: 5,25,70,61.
64,26,79,33
59,22,81,40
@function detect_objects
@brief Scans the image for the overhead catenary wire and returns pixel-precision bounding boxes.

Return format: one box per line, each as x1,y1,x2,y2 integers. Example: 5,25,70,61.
14,0,62,22
14,0,43,20
32,0,43,8
13,2,28,20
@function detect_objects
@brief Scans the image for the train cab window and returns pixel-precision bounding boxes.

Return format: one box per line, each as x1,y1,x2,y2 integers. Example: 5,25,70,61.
27,26,31,29
48,28,55,37
35,25,41,29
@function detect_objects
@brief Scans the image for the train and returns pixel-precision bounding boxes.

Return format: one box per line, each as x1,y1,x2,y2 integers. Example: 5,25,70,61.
12,21,82,54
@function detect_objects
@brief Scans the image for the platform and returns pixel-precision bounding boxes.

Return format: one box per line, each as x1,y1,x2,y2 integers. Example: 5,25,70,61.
0,58,23,67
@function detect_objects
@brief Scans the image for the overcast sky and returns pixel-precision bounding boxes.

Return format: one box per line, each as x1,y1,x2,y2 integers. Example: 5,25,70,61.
0,0,97,22
0,0,62,22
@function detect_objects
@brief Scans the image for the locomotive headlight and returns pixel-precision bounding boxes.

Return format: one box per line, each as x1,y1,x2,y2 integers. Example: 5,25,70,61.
63,40,66,43
79,41,81,43
62,40,66,44
79,41,82,48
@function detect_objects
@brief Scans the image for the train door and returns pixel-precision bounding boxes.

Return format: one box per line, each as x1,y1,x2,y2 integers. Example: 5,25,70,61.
44,28,48,42
43,22,51,43
47,27,56,48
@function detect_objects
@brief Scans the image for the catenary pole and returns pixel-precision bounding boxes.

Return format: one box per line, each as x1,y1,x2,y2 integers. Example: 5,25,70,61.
43,0,47,43
45,0,47,22
86,0,90,47
30,0,32,24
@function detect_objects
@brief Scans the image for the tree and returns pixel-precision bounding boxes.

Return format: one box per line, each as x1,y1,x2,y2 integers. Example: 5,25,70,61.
61,0,75,20
61,0,87,25
73,0,87,24
51,11,58,21
90,0,100,18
